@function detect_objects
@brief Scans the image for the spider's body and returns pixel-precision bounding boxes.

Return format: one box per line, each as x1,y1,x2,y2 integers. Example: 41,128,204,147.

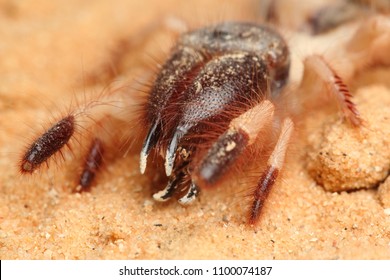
141,22,290,208
20,14,390,225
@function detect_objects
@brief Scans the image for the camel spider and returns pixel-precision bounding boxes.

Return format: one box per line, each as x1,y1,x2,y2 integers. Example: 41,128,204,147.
19,14,390,225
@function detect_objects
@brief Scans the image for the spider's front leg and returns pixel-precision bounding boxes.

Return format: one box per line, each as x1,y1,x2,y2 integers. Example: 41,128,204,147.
301,16,390,193
78,137,104,191
301,55,362,126
299,16,390,127
248,118,293,225
192,100,275,187
191,99,293,225
19,87,139,191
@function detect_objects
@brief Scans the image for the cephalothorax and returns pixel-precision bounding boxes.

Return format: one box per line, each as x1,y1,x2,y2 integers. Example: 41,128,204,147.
20,15,390,224
140,22,290,208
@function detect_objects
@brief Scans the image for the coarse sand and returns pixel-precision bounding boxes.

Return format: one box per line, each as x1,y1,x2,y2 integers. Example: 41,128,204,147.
0,0,389,259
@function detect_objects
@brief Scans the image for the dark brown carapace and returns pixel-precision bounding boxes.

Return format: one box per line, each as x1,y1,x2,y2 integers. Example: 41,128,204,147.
140,22,290,210
20,21,365,225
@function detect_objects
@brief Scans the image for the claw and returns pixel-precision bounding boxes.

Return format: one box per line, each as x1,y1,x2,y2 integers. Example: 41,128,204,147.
153,172,183,202
140,121,160,174
165,136,178,176
153,185,176,202
178,182,199,205
165,127,187,176
139,151,148,174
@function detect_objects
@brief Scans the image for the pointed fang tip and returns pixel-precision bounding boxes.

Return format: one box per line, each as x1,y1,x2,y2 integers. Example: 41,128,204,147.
140,121,161,174
164,129,182,177
153,190,171,202
139,150,148,174
178,182,199,205
164,154,174,177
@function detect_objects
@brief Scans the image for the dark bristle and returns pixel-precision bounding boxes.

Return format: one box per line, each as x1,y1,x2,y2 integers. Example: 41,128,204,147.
20,115,75,173
330,63,362,127
79,138,104,190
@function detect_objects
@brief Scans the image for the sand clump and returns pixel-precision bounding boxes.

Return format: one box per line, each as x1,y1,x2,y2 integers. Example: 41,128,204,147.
307,85,390,192
378,176,390,208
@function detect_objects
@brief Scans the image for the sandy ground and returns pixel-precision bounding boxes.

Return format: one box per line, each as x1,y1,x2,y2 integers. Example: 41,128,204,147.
0,0,389,259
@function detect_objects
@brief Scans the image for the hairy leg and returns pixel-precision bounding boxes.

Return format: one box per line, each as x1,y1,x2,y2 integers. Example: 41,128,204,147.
249,117,294,225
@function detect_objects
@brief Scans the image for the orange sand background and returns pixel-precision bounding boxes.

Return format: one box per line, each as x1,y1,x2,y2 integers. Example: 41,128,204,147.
0,0,389,259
